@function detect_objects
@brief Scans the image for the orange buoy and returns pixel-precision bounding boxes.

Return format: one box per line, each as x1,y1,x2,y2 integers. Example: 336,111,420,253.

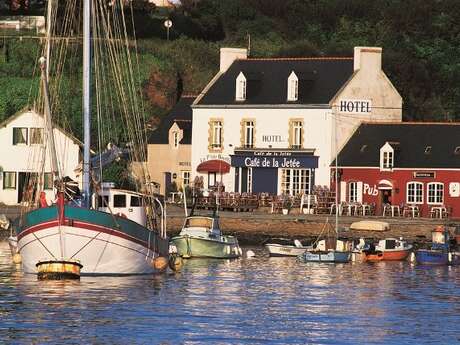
151,256,168,272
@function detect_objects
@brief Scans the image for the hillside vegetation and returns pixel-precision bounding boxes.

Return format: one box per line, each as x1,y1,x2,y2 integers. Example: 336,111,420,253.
1,0,460,141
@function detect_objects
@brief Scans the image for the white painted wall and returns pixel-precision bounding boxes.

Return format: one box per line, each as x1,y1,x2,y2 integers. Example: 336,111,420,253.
191,107,333,192
0,110,80,205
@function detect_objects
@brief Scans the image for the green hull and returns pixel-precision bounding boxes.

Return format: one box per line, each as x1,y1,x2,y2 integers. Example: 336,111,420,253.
171,235,241,259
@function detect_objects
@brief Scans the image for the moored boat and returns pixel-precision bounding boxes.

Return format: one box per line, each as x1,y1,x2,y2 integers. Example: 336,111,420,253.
415,226,459,265
171,214,241,259
361,238,412,262
265,239,312,257
298,220,352,263
15,0,170,276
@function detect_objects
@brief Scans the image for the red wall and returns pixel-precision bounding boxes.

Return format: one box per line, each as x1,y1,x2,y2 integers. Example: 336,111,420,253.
334,168,460,218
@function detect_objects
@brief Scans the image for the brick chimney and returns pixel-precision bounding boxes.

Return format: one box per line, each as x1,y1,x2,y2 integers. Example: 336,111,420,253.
220,48,247,73
353,47,382,74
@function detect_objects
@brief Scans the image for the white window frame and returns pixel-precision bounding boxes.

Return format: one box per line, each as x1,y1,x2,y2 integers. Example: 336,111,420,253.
287,71,299,101
406,181,423,204
292,121,303,148
235,72,247,101
181,171,190,188
208,172,217,187
380,142,394,171
244,121,254,148
427,182,444,205
280,168,311,196
247,167,252,193
211,121,223,149
348,181,358,202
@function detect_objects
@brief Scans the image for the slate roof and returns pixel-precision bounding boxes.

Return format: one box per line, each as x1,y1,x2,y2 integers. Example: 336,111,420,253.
335,122,460,168
148,96,195,144
196,57,354,106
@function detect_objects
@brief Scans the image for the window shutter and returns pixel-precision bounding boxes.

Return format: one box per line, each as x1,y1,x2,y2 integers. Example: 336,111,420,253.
340,181,346,202
357,182,363,203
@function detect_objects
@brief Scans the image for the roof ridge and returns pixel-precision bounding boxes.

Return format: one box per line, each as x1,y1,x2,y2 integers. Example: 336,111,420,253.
243,57,353,61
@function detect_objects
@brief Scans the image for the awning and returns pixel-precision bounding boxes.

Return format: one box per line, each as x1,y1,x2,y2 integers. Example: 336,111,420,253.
196,160,230,174
377,179,393,190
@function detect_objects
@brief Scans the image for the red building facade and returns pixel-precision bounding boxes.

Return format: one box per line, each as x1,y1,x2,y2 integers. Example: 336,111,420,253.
334,122,460,218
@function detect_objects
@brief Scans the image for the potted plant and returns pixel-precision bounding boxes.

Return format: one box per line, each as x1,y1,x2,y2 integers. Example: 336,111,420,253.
282,198,292,215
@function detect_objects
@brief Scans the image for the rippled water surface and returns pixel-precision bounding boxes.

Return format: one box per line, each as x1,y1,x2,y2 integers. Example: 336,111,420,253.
1,241,460,344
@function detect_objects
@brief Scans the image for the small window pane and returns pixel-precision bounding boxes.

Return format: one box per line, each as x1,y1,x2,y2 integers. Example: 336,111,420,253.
3,172,16,189
97,195,109,207
44,173,53,190
13,128,28,145
130,196,141,207
113,194,126,207
30,128,44,145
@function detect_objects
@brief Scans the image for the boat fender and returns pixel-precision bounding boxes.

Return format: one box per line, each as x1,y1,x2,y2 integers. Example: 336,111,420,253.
410,252,416,263
151,256,168,272
448,252,452,263
12,253,22,264
168,254,183,272
116,212,127,219
246,250,255,258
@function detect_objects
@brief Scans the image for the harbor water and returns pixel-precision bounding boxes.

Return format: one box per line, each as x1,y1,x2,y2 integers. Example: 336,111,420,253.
1,241,459,345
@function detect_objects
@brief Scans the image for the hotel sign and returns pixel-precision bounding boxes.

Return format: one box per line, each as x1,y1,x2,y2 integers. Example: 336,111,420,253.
338,99,372,114
231,151,318,169
413,171,435,178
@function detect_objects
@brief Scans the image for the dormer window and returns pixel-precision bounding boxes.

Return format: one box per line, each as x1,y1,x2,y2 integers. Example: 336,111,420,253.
380,142,394,171
236,72,246,101
287,71,298,101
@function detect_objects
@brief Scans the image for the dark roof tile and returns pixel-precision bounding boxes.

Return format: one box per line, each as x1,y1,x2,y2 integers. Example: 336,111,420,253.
197,58,354,105
335,122,460,168
148,96,195,144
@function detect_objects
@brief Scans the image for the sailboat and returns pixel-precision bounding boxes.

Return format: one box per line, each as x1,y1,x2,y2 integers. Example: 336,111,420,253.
14,0,169,276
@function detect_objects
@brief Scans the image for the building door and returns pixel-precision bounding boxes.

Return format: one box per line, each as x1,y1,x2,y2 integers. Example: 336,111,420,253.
17,172,37,204
378,189,392,215
252,168,277,194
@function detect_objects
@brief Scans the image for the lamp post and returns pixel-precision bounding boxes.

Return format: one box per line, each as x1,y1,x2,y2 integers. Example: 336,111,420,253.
164,19,172,41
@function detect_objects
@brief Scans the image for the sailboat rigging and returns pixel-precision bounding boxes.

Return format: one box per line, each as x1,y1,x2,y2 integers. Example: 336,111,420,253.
14,0,170,276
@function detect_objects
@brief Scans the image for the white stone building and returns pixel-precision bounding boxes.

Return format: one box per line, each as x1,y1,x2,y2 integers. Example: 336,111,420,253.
191,46,402,195
0,108,81,205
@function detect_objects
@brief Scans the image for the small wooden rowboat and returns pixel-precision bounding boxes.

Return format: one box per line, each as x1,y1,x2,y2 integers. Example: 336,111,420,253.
362,238,412,262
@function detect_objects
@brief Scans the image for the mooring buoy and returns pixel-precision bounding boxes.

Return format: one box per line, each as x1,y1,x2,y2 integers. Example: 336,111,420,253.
36,260,83,280
168,254,183,272
151,256,169,272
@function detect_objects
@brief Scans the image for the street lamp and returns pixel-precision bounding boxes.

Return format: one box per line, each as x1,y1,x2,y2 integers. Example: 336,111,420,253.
164,19,172,41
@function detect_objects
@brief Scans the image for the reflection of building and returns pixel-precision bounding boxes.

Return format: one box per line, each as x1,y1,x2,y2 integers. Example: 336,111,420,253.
147,96,194,196
0,108,81,205
335,122,460,217
191,47,402,195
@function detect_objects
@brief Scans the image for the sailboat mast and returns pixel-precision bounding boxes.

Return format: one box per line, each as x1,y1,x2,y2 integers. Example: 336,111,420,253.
82,0,91,208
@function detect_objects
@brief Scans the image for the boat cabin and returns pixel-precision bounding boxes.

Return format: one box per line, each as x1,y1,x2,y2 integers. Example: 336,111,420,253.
375,238,408,251
181,216,221,237
431,226,449,251
93,188,147,226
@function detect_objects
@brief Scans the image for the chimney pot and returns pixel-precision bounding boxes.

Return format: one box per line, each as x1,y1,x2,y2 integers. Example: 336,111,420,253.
354,47,382,73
